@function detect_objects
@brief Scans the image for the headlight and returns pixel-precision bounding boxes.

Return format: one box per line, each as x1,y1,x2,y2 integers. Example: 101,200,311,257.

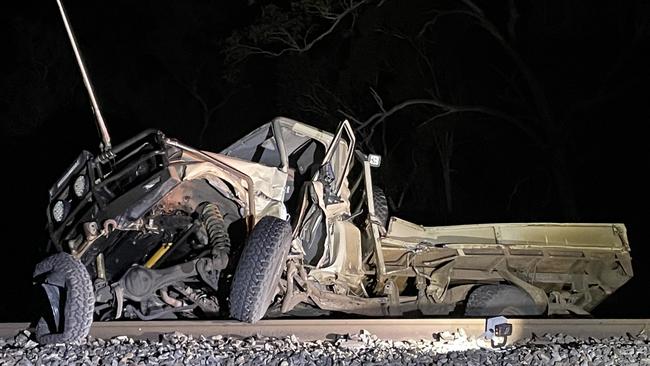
52,200,67,223
73,175,88,198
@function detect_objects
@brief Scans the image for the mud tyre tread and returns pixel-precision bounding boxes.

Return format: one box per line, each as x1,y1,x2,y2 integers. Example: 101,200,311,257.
464,284,539,316
229,216,292,323
372,186,389,228
33,253,94,344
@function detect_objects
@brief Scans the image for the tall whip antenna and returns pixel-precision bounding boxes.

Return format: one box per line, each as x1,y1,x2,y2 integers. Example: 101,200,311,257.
56,0,112,155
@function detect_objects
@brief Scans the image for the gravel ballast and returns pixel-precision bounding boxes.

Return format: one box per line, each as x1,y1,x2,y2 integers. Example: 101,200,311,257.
2,328,650,365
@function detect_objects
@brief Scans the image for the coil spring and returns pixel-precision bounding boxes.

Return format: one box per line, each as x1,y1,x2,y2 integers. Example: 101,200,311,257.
200,203,231,254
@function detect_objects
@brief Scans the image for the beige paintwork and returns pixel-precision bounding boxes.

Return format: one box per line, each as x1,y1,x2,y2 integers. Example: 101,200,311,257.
179,117,349,224
159,117,632,317
269,119,631,316
194,153,289,220
379,218,631,310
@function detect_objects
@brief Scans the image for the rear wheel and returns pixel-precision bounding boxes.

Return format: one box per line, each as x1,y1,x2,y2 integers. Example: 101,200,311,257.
372,186,389,228
464,284,541,316
33,253,94,344
229,216,292,323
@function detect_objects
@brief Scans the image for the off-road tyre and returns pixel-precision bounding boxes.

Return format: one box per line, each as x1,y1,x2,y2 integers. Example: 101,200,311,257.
229,216,292,323
464,284,540,316
33,253,94,344
372,186,389,228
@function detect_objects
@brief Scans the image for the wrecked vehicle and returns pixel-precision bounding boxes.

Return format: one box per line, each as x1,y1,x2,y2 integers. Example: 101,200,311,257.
34,0,633,344
35,117,634,343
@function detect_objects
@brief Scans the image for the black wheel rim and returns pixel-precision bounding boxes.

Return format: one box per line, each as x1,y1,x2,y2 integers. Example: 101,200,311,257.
39,281,64,333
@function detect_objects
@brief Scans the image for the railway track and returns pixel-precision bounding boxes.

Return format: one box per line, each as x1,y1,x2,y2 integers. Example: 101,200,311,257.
2,318,649,344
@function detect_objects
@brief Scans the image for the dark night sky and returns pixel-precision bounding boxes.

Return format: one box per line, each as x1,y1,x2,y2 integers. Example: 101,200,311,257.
1,0,648,321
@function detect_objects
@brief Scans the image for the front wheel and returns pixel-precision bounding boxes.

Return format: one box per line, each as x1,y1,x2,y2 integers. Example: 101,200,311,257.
464,284,542,316
33,253,94,344
229,216,292,323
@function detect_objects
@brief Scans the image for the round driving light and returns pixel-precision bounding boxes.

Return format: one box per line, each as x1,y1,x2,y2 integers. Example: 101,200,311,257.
73,175,88,197
52,200,66,223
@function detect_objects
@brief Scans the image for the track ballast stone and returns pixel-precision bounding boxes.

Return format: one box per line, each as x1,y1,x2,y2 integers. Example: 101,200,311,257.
3,328,650,366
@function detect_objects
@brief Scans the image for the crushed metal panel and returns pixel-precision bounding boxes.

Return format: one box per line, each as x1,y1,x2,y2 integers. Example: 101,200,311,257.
385,217,498,245
492,223,628,248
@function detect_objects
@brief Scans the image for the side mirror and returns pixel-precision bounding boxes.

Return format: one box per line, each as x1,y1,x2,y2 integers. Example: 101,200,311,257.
368,154,382,168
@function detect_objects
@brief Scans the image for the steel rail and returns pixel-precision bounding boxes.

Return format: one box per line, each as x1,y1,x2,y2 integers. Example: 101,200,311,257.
1,319,648,344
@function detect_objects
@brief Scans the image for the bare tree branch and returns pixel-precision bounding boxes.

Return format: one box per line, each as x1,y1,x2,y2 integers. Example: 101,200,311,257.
229,0,371,62
356,94,541,147
433,128,454,214
158,58,242,146
369,87,386,113
198,88,243,146
392,149,419,210
374,26,444,106
418,0,555,130
507,0,519,42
